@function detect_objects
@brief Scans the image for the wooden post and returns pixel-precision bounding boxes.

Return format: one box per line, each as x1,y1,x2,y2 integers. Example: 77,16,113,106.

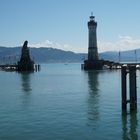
121,66,127,110
36,65,38,72
38,65,40,71
129,66,137,111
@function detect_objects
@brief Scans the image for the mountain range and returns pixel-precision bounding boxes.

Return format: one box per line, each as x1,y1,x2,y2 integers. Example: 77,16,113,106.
0,46,140,63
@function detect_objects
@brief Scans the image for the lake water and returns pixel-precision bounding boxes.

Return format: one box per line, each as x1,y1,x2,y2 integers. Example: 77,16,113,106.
0,63,140,140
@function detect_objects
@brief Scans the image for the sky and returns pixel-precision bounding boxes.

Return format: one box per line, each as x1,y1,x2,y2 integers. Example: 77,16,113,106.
0,0,140,53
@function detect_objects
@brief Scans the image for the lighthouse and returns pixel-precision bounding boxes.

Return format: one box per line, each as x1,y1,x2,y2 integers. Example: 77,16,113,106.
88,13,98,60
83,13,103,70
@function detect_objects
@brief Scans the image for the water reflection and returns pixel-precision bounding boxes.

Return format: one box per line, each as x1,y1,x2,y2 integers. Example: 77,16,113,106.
19,72,32,93
122,111,138,140
86,71,100,124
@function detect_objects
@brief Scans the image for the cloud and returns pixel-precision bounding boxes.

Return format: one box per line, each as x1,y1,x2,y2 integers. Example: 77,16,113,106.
98,36,140,52
29,40,87,53
29,36,140,53
29,40,54,48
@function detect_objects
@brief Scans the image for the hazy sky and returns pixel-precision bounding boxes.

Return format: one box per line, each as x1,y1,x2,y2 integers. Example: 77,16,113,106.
0,0,140,52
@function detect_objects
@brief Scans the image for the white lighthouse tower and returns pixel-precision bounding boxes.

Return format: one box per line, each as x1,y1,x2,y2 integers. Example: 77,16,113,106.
83,13,103,70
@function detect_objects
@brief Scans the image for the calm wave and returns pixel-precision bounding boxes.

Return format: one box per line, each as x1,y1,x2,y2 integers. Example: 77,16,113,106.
0,63,140,140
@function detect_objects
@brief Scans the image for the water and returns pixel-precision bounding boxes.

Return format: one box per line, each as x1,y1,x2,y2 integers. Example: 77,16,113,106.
0,63,140,140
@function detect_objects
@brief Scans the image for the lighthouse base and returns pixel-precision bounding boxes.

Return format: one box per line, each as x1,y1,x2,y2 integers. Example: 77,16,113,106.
82,60,103,70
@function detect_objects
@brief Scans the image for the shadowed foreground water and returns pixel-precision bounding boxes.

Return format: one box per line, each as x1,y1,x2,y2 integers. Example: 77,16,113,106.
0,63,140,140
